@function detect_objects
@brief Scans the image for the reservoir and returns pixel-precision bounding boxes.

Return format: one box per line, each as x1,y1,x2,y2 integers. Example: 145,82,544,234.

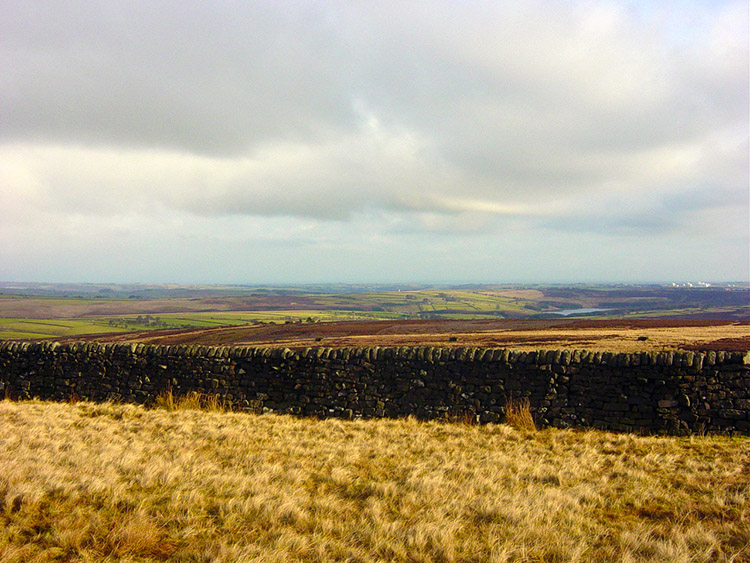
548,307,611,316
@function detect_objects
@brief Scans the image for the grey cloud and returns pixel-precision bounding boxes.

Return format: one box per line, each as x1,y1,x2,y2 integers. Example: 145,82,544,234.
2,2,358,154
340,1,748,199
539,182,749,238
541,210,680,237
1,0,747,239
660,184,749,212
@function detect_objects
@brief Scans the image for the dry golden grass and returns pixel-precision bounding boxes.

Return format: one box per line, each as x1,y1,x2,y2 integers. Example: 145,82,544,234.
503,397,537,432
0,400,748,563
154,390,233,413
482,324,750,353
229,323,750,353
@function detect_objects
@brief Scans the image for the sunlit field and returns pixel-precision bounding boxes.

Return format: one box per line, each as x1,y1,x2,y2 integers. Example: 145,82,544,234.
0,311,404,339
1,400,747,562
2,287,746,339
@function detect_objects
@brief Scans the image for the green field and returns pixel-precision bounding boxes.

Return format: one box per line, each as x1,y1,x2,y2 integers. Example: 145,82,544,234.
0,284,747,339
0,289,538,338
0,311,407,339
101,310,408,332
0,318,126,340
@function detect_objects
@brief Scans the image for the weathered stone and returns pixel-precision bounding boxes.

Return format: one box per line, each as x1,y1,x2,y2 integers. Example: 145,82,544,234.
719,409,746,420
658,399,679,408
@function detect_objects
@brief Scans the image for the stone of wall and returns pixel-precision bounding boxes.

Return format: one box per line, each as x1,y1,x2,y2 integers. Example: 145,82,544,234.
0,341,748,434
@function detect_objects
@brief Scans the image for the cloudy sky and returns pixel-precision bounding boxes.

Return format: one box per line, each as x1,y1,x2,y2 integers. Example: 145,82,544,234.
1,0,747,284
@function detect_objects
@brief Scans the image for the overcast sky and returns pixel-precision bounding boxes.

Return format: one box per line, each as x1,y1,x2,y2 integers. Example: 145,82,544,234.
1,0,747,284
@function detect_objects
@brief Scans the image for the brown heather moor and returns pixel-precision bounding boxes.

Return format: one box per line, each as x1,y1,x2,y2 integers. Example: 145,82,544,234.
0,400,748,563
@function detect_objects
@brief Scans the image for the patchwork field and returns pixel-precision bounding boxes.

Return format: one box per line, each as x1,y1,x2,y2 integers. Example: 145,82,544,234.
0,283,750,339
1,285,748,349
0,400,747,563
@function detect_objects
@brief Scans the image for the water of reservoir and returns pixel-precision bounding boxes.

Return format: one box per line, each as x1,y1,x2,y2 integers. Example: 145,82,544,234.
548,308,611,316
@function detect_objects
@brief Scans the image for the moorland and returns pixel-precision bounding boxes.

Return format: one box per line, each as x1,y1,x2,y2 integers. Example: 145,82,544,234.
1,399,748,563
1,282,748,562
0,282,748,348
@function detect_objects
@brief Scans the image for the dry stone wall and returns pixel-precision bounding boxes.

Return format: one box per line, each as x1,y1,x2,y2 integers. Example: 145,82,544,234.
0,341,748,434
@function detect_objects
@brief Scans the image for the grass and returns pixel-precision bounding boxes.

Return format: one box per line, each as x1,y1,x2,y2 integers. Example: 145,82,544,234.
154,390,233,413
0,400,748,562
0,318,126,339
0,290,538,331
503,397,537,431
0,311,401,339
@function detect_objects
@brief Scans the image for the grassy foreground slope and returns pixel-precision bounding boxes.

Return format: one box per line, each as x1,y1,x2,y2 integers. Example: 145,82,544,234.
1,401,748,563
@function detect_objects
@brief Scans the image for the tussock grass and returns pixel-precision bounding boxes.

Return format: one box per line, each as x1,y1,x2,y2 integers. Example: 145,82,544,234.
504,397,537,431
0,400,748,562
154,390,232,413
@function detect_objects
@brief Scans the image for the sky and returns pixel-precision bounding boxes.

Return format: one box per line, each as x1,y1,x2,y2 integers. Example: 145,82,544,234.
1,0,748,284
